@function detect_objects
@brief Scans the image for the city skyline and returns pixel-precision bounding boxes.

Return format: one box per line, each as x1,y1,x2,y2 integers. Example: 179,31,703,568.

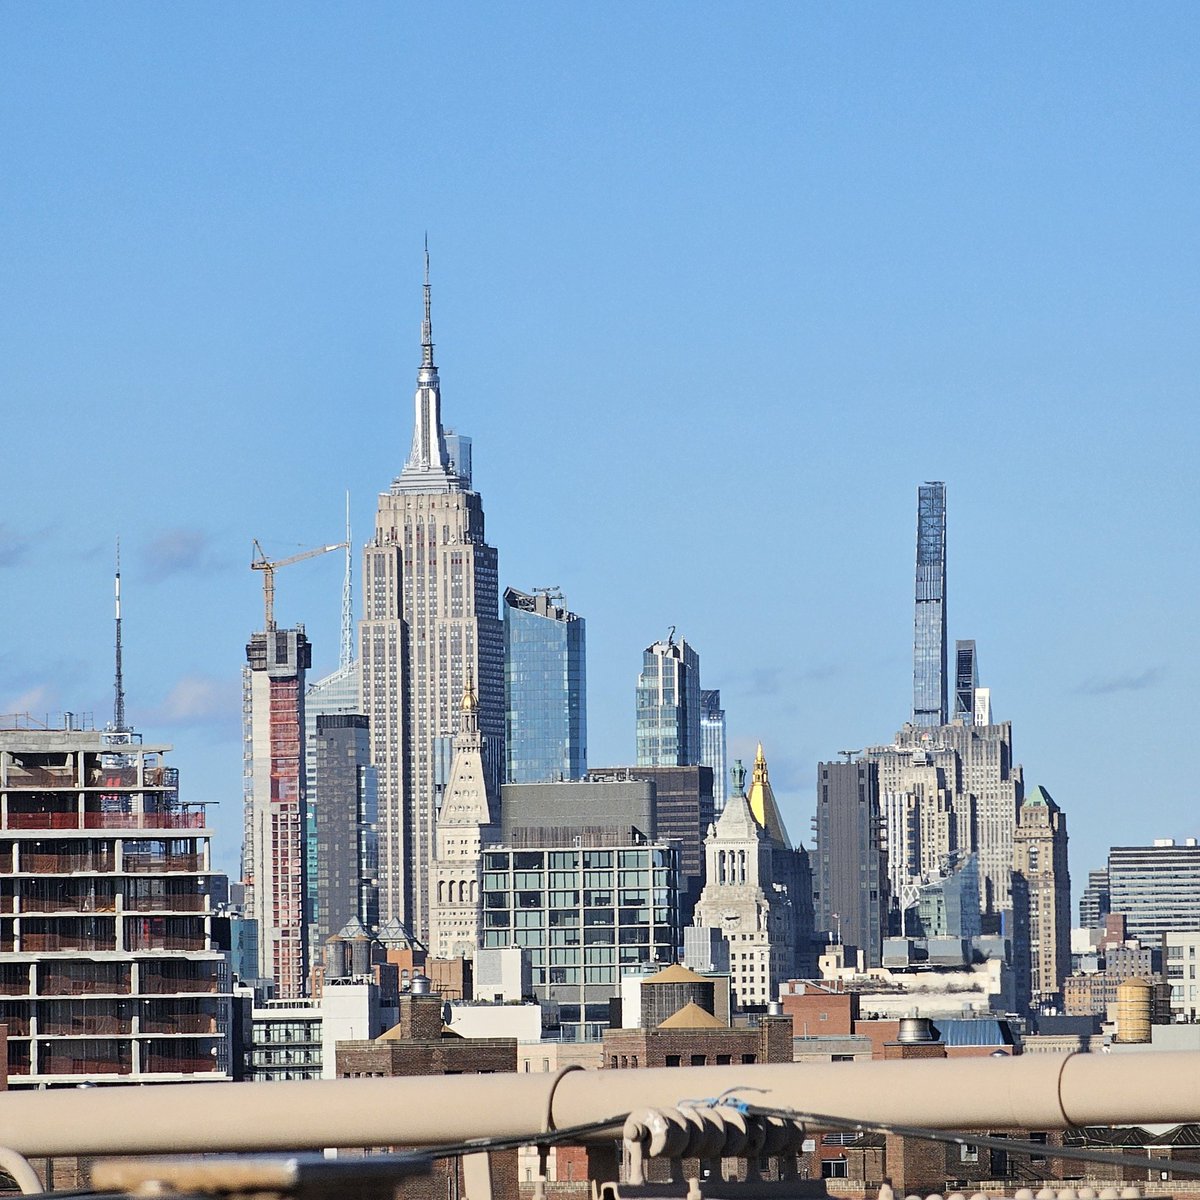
2,7,1198,897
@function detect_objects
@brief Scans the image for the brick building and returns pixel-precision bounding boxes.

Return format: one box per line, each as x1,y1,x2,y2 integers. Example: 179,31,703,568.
336,989,517,1200
604,1002,792,1070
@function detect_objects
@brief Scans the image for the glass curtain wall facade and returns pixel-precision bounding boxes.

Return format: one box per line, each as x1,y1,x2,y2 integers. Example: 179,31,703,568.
635,636,701,767
303,661,360,950
503,589,587,784
913,482,948,727
953,639,977,725
481,844,679,1041
700,690,727,813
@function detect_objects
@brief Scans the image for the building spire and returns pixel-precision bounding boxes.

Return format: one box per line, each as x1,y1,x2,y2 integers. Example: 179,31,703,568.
113,538,127,733
399,237,453,488
460,669,479,735
421,232,434,370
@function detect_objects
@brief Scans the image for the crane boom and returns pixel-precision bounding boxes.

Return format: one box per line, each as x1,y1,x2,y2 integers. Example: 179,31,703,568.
251,540,349,632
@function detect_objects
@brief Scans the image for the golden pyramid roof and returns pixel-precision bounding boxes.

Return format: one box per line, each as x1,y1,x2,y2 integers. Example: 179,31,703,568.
746,744,792,848
657,1001,726,1030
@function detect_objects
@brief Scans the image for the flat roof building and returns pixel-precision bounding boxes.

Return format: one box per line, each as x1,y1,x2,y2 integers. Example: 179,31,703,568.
0,718,233,1087
1109,839,1200,942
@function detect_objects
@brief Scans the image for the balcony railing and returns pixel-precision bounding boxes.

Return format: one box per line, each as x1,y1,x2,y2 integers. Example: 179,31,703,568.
5,812,79,830
139,969,220,995
124,853,205,873
2,810,205,831
141,1012,219,1035
21,934,117,953
20,853,115,874
82,811,205,830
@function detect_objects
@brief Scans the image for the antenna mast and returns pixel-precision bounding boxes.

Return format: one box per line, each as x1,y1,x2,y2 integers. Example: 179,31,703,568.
113,538,126,732
340,492,353,670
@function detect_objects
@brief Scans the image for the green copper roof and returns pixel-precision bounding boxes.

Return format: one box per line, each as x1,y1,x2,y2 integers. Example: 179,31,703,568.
1024,784,1054,808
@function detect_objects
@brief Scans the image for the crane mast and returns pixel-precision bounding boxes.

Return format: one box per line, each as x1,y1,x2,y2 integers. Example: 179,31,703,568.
251,539,349,632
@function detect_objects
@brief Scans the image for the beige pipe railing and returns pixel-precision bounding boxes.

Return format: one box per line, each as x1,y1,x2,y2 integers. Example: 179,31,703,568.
0,1051,1197,1158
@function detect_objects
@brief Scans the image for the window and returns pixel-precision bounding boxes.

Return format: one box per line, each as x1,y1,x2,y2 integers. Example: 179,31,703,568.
959,1144,979,1163
821,1160,848,1179
665,1054,681,1067
690,1054,706,1066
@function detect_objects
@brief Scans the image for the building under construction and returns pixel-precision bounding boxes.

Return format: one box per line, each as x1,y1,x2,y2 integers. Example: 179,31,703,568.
0,715,233,1086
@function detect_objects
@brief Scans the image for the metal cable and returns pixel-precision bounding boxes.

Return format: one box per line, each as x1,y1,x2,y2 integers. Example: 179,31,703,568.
417,1113,631,1161
728,1101,1200,1180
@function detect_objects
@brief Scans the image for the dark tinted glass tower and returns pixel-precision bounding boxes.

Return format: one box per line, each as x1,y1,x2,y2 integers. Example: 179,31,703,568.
503,588,587,783
953,638,977,724
913,482,948,727
312,714,379,946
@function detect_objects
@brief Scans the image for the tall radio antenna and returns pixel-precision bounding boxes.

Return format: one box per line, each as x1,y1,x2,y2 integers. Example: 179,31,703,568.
340,491,354,670
113,538,127,732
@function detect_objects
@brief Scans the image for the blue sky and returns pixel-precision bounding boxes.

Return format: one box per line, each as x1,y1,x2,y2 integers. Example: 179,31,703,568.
1,5,1197,888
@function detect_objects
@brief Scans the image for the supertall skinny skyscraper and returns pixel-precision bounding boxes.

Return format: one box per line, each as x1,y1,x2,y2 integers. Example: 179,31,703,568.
360,251,503,940
913,481,948,727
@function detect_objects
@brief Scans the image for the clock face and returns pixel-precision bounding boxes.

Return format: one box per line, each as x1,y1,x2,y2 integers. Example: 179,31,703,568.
722,912,741,929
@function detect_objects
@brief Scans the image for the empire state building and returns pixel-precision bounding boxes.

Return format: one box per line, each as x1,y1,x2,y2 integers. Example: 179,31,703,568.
360,250,503,940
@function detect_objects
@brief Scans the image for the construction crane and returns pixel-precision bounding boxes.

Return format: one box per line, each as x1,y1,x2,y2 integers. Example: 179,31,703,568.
251,539,348,632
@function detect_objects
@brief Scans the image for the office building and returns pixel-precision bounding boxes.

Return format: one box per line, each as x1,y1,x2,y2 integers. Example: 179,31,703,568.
501,776,654,846
912,854,982,940
0,718,233,1086
243,625,311,998
503,587,586,784
311,714,378,947
303,522,360,945
360,251,503,940
813,759,889,968
700,690,727,813
692,750,815,1005
1012,786,1071,1008
588,764,714,925
1079,868,1111,930
304,660,360,947
875,742,968,923
1108,839,1200,942
635,632,701,767
867,720,1023,923
428,685,495,960
480,842,679,1042
913,482,948,727
953,640,977,724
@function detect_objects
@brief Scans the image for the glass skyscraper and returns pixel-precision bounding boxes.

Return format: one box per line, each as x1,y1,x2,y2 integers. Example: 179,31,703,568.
503,588,587,783
953,639,977,725
700,689,727,812
913,481,948,727
635,633,701,767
